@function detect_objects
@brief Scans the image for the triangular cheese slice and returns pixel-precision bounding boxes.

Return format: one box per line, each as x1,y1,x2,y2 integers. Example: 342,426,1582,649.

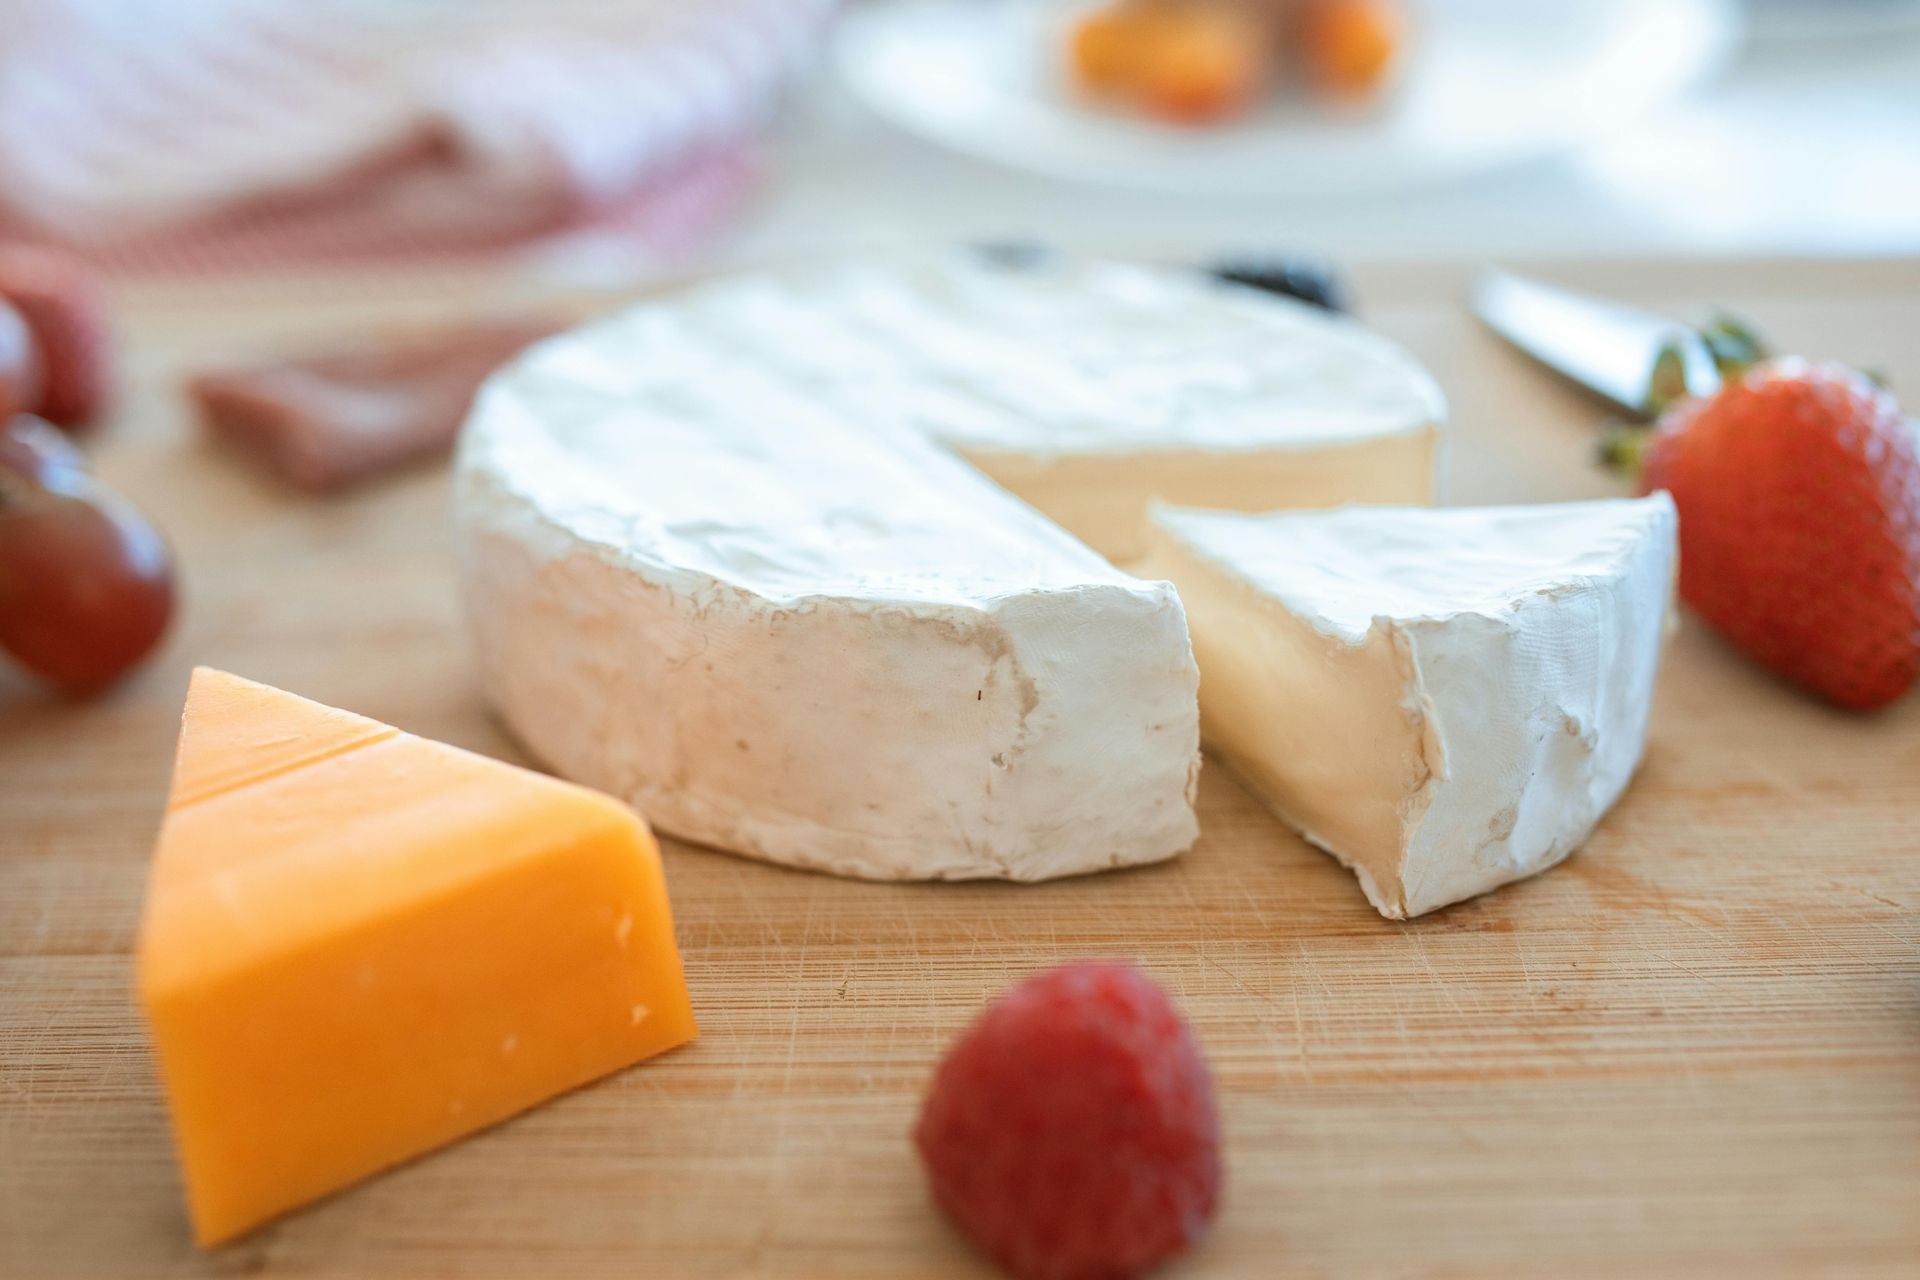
1140,497,1678,919
138,669,696,1246
164,667,396,809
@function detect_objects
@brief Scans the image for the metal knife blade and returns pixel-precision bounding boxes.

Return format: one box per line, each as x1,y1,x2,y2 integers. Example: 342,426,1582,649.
1472,270,1721,419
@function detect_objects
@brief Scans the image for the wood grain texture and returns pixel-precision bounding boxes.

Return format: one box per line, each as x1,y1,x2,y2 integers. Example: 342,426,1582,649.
3,258,1918,1279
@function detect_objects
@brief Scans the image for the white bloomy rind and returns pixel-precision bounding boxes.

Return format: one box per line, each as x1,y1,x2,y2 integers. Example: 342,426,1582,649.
1140,496,1679,918
456,313,1202,882
543,254,1445,563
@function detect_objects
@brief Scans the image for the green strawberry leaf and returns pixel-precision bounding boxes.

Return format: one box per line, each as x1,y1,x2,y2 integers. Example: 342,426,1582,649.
1699,311,1769,378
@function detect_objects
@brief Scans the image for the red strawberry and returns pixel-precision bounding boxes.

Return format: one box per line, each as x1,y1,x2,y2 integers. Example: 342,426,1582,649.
1641,359,1920,710
914,962,1221,1280
0,244,116,428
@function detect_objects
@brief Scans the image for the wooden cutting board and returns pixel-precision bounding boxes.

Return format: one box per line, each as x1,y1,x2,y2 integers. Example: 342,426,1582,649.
3,258,1917,1279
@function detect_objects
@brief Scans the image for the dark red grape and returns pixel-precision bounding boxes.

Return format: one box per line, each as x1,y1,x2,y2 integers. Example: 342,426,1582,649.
0,419,174,695
0,243,114,429
0,299,42,422
0,414,84,484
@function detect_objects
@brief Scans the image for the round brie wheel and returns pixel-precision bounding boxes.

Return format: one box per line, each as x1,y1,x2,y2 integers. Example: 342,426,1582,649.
455,254,1443,881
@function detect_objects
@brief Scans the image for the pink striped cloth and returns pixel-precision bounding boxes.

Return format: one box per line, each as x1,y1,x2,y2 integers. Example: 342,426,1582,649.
0,0,836,271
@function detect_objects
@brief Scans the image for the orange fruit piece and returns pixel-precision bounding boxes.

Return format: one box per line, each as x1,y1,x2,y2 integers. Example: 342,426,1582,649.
1137,6,1268,125
1070,5,1153,93
1301,0,1406,101
1069,2,1270,126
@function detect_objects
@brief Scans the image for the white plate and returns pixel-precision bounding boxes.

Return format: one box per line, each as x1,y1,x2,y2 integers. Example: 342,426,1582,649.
836,0,1745,196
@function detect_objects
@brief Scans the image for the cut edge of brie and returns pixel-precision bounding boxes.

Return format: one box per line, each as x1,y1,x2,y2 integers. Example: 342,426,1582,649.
1140,495,1679,918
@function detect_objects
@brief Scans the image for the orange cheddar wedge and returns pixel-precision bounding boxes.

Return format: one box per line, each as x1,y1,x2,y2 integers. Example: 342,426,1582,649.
137,668,697,1246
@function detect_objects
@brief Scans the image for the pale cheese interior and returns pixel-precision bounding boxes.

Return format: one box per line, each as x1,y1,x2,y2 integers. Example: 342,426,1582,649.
1137,525,1428,910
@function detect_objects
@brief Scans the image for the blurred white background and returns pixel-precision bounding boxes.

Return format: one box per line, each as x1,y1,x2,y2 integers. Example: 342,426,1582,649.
3,0,1915,276
703,0,1920,270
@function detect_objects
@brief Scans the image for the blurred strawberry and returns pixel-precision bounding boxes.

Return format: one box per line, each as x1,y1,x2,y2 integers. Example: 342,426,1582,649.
0,244,116,429
1641,360,1920,710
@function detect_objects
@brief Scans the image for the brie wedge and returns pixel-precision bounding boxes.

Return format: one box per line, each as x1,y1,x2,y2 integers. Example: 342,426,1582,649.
602,255,1445,563
1139,496,1678,918
456,332,1201,883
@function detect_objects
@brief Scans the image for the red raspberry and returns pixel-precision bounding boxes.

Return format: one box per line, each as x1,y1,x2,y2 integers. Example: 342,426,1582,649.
914,962,1221,1280
0,243,116,429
